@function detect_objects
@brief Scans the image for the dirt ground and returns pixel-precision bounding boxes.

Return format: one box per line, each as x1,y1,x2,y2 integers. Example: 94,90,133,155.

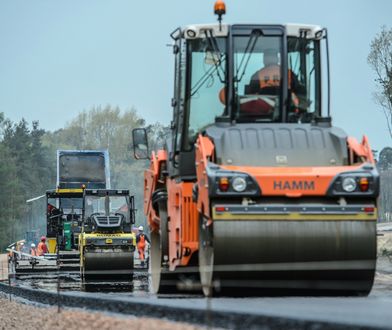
0,294,213,330
373,230,392,294
377,230,392,256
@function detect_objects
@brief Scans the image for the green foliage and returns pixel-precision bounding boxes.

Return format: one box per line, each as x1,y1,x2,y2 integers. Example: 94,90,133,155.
44,105,168,225
0,143,19,249
0,107,169,250
0,115,54,251
45,105,146,187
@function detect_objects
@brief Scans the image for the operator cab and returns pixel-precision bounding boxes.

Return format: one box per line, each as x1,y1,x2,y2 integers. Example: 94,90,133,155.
175,23,328,150
46,190,84,250
82,189,135,234
171,22,328,174
133,19,331,178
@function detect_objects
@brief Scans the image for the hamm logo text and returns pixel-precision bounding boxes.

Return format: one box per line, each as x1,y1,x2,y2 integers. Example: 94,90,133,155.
273,180,315,190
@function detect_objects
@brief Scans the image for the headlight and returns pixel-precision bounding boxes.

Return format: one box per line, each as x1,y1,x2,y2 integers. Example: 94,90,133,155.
232,177,247,192
212,171,261,196
186,28,197,38
342,177,357,192
326,168,379,197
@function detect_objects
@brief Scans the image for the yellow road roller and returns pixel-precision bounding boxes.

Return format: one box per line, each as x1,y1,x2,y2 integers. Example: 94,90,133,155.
79,189,136,280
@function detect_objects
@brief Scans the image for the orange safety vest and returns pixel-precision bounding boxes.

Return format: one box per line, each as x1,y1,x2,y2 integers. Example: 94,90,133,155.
218,66,299,108
37,242,47,256
138,234,146,248
256,65,297,90
256,65,299,109
30,248,37,256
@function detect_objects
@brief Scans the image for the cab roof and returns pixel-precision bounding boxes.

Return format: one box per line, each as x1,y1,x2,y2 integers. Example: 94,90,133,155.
179,23,324,40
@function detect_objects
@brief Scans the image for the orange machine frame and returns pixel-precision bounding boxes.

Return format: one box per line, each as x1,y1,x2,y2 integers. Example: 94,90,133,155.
145,132,375,271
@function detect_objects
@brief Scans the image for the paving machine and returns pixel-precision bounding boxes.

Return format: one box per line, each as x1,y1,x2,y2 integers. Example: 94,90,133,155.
133,1,379,296
46,150,110,253
79,189,136,280
46,190,83,252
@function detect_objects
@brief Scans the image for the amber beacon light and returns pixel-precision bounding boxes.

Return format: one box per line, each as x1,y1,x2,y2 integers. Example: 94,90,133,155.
214,0,226,30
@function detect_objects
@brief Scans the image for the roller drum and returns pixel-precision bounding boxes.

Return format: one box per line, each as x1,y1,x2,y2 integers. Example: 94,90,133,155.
83,251,134,279
204,219,376,295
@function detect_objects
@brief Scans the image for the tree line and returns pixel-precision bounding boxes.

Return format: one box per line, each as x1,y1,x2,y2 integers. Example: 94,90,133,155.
0,114,53,250
0,106,166,251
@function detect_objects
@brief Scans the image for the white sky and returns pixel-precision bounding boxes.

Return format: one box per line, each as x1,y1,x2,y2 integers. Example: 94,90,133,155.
0,0,390,152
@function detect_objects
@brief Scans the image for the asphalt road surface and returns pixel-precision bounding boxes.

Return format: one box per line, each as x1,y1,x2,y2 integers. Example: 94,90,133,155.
8,228,392,329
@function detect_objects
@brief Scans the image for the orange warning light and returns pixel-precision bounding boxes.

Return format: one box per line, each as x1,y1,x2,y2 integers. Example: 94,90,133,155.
359,178,369,192
214,0,226,16
218,177,230,192
214,0,226,31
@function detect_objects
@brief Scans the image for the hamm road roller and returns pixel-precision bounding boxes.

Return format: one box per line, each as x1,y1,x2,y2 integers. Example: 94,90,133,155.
79,189,136,280
133,1,379,296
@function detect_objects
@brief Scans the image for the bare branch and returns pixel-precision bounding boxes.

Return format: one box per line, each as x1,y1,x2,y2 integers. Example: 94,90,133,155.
368,26,392,140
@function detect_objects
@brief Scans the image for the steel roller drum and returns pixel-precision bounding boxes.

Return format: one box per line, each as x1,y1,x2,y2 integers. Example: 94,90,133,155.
84,251,134,278
201,219,377,295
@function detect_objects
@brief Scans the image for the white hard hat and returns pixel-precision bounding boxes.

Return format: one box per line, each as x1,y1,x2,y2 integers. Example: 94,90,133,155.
20,242,24,246
138,226,144,231
31,243,36,247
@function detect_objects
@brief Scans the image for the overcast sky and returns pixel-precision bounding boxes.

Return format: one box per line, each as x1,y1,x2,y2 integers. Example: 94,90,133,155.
0,0,390,152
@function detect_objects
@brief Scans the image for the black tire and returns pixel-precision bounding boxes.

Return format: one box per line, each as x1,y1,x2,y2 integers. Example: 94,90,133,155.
149,202,178,294
158,201,169,266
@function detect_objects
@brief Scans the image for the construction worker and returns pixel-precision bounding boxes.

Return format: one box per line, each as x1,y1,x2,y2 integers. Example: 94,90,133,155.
18,242,26,259
7,246,12,261
8,246,18,268
246,48,302,114
30,243,37,256
136,226,150,267
248,48,281,94
8,246,16,263
37,236,48,256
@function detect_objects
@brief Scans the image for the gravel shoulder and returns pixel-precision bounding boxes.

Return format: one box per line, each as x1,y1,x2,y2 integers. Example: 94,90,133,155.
0,294,210,330
372,230,392,294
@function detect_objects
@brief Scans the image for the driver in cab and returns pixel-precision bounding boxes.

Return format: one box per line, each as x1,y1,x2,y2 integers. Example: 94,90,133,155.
243,48,300,115
247,48,281,95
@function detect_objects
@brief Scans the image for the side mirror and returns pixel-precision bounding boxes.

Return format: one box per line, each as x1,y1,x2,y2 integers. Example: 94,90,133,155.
129,206,136,225
130,210,136,224
132,128,149,160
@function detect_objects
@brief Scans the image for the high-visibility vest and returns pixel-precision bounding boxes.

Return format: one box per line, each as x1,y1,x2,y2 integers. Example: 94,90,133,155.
256,65,299,109
30,248,37,256
256,65,297,90
37,242,47,256
138,234,146,248
218,66,299,108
